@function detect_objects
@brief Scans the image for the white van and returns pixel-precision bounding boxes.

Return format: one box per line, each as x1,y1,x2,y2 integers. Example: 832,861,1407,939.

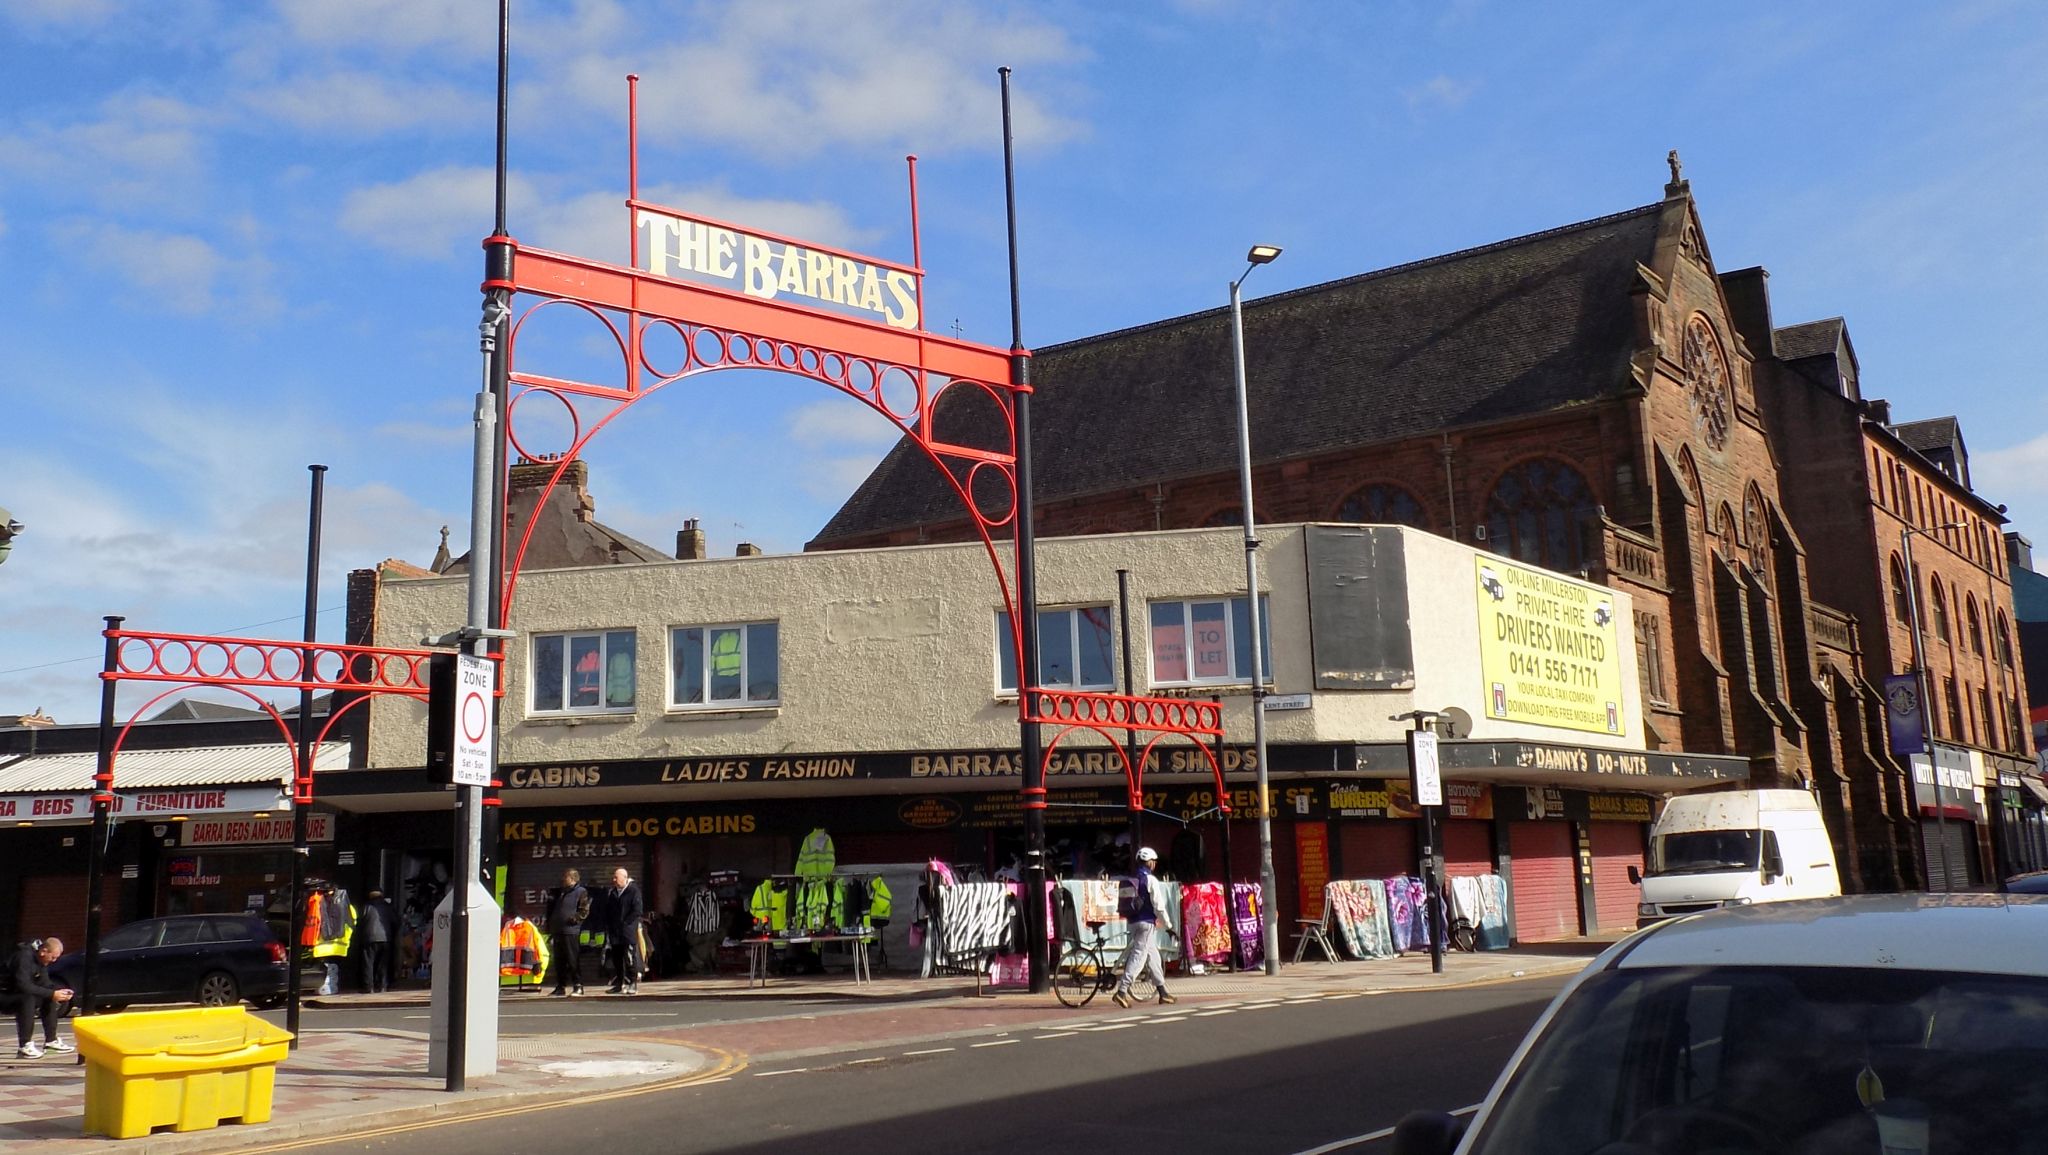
1631,788,1841,927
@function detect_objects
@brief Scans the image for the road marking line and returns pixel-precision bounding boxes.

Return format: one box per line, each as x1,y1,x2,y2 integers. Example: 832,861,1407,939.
1323,993,1363,1000
1148,1016,1187,1023
1083,1023,1134,1031
846,1057,885,1065
228,1045,748,1153
970,1039,1020,1048
902,1047,955,1056
1034,1032,1079,1040
1193,1009,1237,1016
753,1068,809,1077
1289,1104,1481,1154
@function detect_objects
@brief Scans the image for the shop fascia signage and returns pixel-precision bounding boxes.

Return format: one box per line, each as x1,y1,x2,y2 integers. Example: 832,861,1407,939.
181,811,335,847
0,785,290,825
636,204,920,331
500,746,1277,790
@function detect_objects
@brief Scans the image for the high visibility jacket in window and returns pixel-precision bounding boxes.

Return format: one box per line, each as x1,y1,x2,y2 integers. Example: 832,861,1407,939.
748,880,787,935
794,828,835,877
710,630,742,682
499,917,548,979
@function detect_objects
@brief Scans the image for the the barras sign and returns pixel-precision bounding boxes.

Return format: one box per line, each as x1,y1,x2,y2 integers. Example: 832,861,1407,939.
636,206,921,331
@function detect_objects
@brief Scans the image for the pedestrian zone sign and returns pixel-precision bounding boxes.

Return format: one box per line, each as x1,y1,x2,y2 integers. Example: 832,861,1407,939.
451,654,494,787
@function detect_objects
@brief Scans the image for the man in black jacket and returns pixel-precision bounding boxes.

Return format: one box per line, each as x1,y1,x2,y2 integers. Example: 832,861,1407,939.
545,869,589,997
12,937,75,1059
602,868,645,995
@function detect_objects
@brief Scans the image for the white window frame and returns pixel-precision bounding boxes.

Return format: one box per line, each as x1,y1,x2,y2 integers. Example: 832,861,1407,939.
529,629,638,715
1146,596,1272,688
668,620,781,710
995,605,1117,694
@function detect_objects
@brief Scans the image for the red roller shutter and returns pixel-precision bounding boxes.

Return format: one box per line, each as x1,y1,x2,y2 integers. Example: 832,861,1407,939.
1588,821,1646,933
1442,820,1494,878
18,873,121,949
1508,821,1579,943
1338,821,1415,881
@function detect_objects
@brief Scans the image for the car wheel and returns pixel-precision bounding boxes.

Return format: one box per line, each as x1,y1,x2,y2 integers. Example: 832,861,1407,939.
196,971,240,1007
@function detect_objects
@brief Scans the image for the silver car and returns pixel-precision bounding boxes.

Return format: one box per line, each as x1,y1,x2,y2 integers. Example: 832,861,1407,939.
1396,895,2048,1155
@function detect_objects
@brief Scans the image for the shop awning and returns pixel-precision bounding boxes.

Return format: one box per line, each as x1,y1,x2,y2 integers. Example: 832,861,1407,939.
2022,776,2048,808
0,742,352,825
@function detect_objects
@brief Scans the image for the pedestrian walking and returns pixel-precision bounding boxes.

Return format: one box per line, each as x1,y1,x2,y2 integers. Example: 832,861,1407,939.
602,867,645,995
10,937,75,1059
356,889,396,993
1113,847,1177,1008
545,869,590,997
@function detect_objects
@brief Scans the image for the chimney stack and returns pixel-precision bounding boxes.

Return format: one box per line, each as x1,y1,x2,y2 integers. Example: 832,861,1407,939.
676,518,706,560
735,542,763,557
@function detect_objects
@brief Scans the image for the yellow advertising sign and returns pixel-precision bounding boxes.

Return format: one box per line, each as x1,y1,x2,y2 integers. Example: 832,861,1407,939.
1475,557,1624,735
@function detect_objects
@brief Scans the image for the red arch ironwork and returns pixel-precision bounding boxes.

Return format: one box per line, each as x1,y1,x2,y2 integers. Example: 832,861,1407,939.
96,628,438,805
494,160,1230,808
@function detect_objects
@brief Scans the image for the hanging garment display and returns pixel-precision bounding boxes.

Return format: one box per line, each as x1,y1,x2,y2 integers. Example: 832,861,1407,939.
795,828,836,877
1178,882,1232,965
499,916,550,984
1324,879,1396,960
1078,879,1119,925
1448,874,1512,951
1382,876,1417,953
937,881,1013,964
1230,882,1265,971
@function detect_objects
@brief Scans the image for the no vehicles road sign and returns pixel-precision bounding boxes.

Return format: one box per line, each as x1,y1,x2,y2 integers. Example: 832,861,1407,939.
450,654,495,787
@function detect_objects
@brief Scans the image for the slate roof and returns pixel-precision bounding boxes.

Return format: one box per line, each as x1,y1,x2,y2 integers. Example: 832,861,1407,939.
1773,319,1843,362
815,201,1668,545
1892,417,1960,455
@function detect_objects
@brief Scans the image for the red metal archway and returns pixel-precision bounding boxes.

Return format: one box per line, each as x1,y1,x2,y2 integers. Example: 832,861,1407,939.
489,76,1229,817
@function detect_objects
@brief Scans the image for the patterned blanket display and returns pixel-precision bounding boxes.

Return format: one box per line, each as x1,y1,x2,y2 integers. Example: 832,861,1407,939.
1322,874,1511,959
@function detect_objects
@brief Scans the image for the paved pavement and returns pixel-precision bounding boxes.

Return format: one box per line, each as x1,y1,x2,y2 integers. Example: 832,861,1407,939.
0,942,1602,1152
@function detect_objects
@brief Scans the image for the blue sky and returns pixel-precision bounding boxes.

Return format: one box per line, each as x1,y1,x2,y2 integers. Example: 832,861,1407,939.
4,1,2046,724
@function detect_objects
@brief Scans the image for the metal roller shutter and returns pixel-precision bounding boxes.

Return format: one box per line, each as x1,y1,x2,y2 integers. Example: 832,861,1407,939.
1338,821,1415,881
1920,820,1980,890
504,839,646,924
834,832,961,866
17,873,121,949
1508,821,1579,943
1588,821,1646,933
1442,820,1494,878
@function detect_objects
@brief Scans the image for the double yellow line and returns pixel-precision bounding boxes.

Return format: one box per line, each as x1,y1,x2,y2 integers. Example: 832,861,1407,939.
237,1045,748,1153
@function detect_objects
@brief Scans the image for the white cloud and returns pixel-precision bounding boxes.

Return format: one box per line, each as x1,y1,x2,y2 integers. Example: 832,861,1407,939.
2,0,119,28
788,398,904,449
53,220,278,318
0,92,211,213
241,69,485,136
1403,74,1477,112
543,0,1086,157
273,0,495,58
1973,430,2048,521
340,168,873,264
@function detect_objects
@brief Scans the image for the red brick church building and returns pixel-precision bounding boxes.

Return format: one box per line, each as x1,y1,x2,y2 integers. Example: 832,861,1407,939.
814,157,1986,892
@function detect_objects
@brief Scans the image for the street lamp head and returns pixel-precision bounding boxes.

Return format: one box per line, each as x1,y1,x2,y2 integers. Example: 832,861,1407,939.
1246,244,1282,265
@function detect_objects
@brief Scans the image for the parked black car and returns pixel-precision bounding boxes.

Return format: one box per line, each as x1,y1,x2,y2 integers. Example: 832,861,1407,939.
50,914,302,1010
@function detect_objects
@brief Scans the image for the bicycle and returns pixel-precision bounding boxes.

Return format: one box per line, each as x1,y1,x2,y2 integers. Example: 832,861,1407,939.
1053,920,1160,1008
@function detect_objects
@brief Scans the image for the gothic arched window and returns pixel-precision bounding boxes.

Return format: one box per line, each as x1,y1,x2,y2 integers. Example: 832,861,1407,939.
1335,483,1427,528
1742,487,1770,577
1996,611,2014,667
1966,596,1984,656
1200,505,1242,528
1483,458,1597,573
1930,579,1950,642
1683,315,1733,451
1889,556,1911,624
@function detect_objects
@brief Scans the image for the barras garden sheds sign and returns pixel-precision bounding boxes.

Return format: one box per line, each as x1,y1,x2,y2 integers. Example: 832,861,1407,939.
1475,556,1625,736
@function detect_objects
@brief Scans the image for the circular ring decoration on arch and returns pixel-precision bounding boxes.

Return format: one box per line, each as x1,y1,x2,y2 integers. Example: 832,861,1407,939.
506,386,585,466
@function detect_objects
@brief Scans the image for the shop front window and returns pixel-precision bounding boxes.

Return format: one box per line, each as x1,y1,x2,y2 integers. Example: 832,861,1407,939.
997,606,1115,692
1149,596,1270,686
671,621,779,708
531,629,636,714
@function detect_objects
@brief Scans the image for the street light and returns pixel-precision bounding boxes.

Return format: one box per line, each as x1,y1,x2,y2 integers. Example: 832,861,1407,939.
1229,243,1282,975
1901,520,1966,893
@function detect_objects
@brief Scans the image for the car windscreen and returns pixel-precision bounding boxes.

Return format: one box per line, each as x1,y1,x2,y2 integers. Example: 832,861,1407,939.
1466,964,2048,1155
1649,829,1759,875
